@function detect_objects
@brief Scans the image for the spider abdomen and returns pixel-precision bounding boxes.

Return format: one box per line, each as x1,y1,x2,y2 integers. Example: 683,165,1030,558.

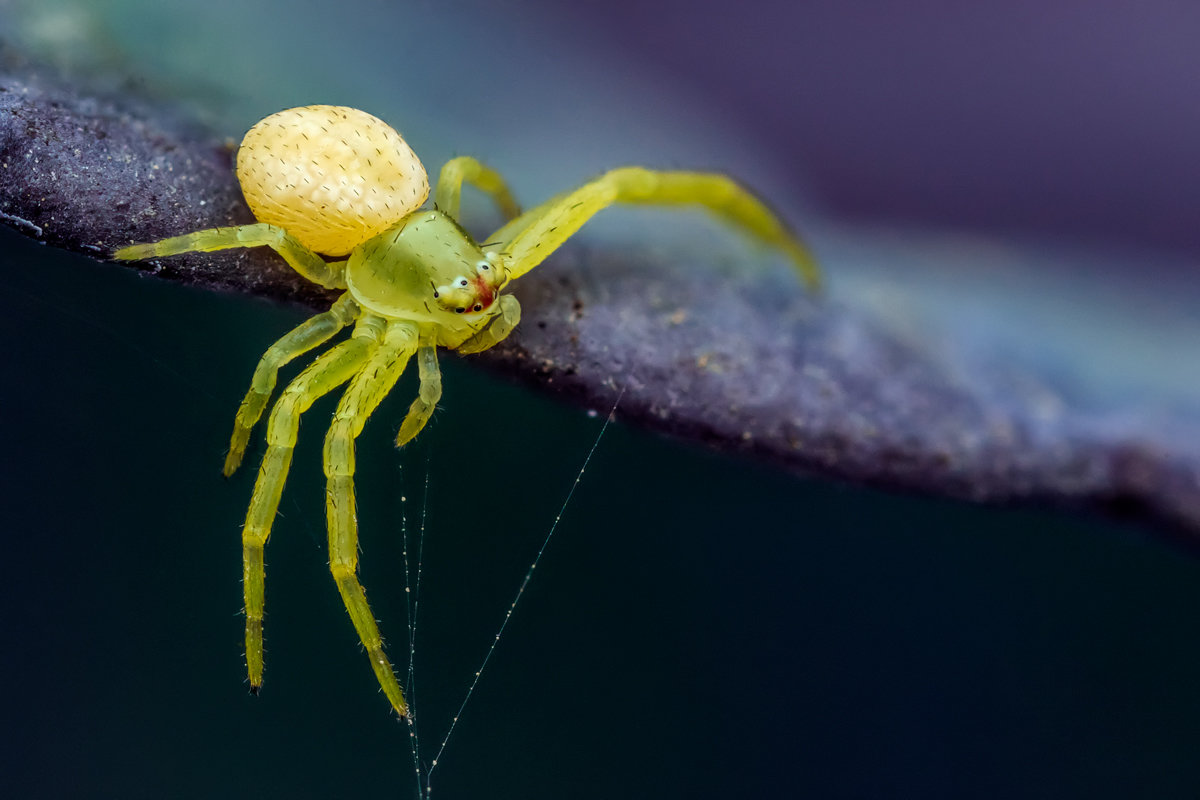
236,105,429,257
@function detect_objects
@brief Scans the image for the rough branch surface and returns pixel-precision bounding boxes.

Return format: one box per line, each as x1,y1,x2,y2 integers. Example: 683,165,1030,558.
2,65,1197,539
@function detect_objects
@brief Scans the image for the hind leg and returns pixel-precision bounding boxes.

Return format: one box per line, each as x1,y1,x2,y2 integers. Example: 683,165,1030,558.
114,222,347,289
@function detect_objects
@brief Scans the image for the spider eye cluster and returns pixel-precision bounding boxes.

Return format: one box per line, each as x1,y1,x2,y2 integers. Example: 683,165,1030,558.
432,256,508,316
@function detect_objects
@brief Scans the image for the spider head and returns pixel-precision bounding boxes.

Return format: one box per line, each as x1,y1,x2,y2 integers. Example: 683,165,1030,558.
432,252,509,316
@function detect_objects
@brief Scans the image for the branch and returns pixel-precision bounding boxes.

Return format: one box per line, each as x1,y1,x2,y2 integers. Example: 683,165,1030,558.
2,64,1198,539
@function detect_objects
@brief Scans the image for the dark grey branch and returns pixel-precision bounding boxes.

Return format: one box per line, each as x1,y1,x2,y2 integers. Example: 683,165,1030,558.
2,65,1198,540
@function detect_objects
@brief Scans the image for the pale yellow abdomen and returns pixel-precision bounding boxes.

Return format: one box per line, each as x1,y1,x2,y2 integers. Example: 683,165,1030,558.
235,105,429,256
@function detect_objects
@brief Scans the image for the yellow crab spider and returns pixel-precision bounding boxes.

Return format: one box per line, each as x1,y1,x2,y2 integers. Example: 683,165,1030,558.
113,105,820,718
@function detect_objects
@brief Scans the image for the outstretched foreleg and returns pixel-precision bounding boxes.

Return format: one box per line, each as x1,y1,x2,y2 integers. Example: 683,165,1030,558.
494,167,820,289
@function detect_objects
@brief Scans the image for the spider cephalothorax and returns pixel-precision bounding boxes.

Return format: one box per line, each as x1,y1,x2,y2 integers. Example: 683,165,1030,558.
115,105,819,717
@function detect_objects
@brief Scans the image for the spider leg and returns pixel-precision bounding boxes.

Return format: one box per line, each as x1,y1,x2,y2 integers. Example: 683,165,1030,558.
493,167,821,289
224,293,361,476
455,295,521,354
482,192,566,253
242,318,383,695
114,223,347,289
434,156,521,222
323,321,420,716
394,340,442,447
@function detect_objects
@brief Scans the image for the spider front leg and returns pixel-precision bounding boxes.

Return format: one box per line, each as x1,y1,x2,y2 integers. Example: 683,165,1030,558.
434,156,521,222
494,167,821,290
114,222,347,289
224,294,361,475
483,191,567,249
242,318,382,695
323,322,420,716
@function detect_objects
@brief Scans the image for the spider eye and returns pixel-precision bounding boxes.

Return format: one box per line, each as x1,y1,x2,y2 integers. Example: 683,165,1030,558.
455,308,464,313
459,279,468,287
473,304,482,312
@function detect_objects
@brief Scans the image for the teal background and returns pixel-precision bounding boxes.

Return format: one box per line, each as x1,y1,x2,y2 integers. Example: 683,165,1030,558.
4,231,1200,797
4,1,1200,797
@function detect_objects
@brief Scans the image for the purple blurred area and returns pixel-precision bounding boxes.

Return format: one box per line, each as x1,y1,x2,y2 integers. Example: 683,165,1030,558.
565,0,1200,261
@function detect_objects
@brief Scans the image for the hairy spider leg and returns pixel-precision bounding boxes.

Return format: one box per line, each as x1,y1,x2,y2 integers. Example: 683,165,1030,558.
456,294,522,354
242,320,382,693
434,156,522,221
323,321,419,716
483,191,567,249
394,341,443,447
494,167,822,290
114,222,348,290
224,294,361,475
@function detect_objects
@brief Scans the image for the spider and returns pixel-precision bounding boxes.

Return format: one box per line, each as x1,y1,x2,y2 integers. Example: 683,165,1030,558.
114,105,820,718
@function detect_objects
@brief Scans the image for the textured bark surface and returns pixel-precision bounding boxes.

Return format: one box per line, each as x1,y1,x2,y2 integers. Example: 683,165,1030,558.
2,64,1197,538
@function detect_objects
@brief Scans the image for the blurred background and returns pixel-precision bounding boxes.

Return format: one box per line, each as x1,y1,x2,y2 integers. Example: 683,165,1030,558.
2,1,1199,798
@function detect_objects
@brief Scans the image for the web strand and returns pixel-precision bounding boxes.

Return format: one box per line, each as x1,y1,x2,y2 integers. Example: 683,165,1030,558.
408,461,431,690
422,387,624,792
400,458,432,798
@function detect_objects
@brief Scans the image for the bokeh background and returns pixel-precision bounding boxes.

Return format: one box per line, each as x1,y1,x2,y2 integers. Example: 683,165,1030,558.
2,1,1200,798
